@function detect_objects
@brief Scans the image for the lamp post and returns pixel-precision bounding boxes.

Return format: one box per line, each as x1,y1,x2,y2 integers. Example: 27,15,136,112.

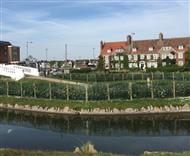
45,48,48,76
45,48,48,62
93,48,95,60
26,41,32,58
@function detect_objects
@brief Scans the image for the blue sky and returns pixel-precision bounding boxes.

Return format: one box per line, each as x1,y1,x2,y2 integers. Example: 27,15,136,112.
1,0,190,60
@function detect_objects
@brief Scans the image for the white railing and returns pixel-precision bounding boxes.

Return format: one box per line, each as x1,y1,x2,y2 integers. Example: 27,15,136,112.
0,64,40,81
8,65,39,77
0,64,25,81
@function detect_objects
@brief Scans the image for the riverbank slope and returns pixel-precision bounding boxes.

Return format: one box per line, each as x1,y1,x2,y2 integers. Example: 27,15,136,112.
0,96,190,115
0,149,189,156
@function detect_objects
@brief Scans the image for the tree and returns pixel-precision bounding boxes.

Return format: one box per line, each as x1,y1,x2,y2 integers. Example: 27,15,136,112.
185,48,190,66
97,55,104,70
164,56,176,66
123,55,129,69
157,57,162,67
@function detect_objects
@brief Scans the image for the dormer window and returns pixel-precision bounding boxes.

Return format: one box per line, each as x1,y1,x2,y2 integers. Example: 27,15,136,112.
149,47,153,51
115,48,124,53
178,45,184,50
107,49,112,53
132,48,137,52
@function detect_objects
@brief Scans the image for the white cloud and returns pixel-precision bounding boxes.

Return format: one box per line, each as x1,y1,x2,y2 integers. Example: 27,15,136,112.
2,1,190,60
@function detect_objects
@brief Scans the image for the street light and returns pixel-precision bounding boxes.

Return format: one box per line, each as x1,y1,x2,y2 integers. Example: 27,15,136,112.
45,48,48,77
45,48,48,61
93,48,95,60
26,41,32,58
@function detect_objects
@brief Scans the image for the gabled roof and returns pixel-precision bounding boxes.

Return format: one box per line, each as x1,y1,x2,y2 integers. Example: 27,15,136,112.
100,41,128,56
100,36,190,56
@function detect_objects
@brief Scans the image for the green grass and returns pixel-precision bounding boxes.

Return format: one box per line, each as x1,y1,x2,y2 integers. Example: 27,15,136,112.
0,149,189,156
142,151,190,156
0,96,190,111
0,149,118,156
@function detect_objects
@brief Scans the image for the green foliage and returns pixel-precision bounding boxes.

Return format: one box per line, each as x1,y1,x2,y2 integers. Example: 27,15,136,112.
71,68,92,73
123,55,129,69
0,148,118,156
97,55,104,70
185,48,190,66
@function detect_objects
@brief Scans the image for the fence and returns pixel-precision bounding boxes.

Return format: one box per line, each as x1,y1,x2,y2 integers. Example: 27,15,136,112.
1,80,190,101
52,72,190,82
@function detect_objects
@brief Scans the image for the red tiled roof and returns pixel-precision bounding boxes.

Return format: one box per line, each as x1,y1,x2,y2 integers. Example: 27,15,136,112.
100,37,190,55
100,41,128,56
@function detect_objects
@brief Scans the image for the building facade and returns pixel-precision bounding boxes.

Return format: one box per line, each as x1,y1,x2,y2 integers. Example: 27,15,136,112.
100,33,190,70
0,41,20,64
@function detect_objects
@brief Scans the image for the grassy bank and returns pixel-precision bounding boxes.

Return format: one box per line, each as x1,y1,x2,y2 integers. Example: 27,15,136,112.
0,149,189,156
0,149,117,156
142,151,190,156
0,96,190,110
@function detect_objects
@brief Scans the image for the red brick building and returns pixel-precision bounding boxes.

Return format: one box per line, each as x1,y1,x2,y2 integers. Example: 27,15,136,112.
0,41,20,64
100,33,190,70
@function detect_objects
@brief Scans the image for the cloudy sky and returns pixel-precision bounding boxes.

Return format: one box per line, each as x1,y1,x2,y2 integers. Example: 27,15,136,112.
1,0,190,60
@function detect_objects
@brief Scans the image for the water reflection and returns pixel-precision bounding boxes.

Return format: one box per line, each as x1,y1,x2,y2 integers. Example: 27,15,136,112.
1,109,190,136
0,109,190,155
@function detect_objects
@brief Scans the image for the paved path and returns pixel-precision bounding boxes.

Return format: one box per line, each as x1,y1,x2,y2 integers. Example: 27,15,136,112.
26,76,88,87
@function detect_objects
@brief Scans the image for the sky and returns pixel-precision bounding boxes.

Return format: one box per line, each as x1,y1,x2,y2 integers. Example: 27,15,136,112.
1,0,190,60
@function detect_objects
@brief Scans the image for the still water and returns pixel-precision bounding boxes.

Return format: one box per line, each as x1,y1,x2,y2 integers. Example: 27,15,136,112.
0,109,190,155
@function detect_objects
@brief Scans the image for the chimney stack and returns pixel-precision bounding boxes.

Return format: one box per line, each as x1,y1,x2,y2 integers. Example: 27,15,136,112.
127,35,132,45
100,40,104,49
159,32,163,41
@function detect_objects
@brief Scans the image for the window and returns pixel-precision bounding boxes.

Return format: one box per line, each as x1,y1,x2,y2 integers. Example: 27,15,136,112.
133,55,137,61
128,55,132,60
115,48,124,53
115,63,119,69
140,54,144,59
129,63,132,68
149,47,153,51
107,49,111,53
169,53,174,59
178,61,184,66
120,56,124,61
114,55,119,61
132,48,137,52
178,45,184,50
146,54,150,60
161,54,166,59
121,63,124,69
133,63,138,68
178,52,183,59
105,56,109,64
153,54,158,60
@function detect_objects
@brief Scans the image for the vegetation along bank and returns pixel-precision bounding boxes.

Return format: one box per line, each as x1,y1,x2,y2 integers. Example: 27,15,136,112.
0,96,190,115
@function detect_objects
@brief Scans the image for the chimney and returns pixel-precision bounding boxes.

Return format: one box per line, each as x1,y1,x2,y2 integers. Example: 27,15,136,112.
127,35,132,45
100,40,104,50
159,32,163,41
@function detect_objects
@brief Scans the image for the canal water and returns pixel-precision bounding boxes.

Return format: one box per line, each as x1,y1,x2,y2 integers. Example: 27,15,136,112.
0,109,189,156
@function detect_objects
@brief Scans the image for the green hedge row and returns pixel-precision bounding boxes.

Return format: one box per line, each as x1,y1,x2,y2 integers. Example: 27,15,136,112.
51,72,190,82
1,80,190,101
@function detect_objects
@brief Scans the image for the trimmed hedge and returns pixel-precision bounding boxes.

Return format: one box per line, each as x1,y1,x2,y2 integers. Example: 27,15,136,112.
0,80,190,101
51,72,190,82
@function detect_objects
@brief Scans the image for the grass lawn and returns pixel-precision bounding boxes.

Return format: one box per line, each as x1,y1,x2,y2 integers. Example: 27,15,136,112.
0,149,117,156
0,149,189,156
142,151,190,156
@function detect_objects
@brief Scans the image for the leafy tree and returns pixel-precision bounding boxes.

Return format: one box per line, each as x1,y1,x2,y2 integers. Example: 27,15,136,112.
185,48,190,66
157,57,162,67
123,55,129,69
97,55,104,70
164,56,176,66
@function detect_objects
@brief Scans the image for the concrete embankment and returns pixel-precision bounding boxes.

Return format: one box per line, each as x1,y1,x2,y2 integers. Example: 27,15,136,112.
0,103,190,115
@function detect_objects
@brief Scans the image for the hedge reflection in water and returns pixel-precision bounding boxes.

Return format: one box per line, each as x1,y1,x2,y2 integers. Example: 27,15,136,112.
0,109,190,137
